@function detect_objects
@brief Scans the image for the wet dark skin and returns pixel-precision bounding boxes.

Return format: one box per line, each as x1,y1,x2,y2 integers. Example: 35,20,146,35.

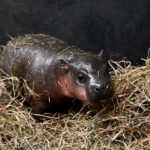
0,34,114,114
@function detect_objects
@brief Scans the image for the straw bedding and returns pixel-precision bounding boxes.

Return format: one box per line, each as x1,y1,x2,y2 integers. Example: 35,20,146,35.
0,56,150,149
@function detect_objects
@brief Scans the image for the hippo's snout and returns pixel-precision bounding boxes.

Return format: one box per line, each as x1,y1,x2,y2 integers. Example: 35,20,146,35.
88,81,114,102
90,83,112,93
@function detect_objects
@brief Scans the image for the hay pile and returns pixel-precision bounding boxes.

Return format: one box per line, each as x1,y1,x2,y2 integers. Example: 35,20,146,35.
0,57,150,150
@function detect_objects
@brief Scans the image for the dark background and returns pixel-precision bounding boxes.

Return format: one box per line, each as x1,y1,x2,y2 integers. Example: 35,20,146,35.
0,0,150,65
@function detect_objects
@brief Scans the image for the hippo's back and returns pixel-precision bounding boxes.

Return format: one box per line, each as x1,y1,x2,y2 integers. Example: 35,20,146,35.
0,34,69,78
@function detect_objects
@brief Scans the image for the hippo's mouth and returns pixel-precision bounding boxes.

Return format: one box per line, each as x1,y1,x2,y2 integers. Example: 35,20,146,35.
87,93,114,105
96,98,111,103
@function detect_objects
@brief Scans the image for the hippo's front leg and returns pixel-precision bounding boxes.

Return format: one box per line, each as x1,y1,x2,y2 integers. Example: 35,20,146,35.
29,99,50,115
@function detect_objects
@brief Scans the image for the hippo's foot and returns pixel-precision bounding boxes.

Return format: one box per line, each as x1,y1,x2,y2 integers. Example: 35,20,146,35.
29,100,50,120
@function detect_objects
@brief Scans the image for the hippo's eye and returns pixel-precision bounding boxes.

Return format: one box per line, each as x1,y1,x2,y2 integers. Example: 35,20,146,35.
77,72,88,84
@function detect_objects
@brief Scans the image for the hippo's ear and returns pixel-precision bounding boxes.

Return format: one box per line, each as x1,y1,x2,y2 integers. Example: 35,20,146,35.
97,50,103,60
59,59,69,71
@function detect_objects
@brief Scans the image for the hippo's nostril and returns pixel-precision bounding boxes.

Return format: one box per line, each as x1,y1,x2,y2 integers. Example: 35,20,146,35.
91,85,101,93
95,87,100,92
106,84,113,92
106,85,111,91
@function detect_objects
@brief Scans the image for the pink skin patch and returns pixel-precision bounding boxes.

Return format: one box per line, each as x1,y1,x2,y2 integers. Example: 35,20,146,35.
72,86,88,102
58,72,88,102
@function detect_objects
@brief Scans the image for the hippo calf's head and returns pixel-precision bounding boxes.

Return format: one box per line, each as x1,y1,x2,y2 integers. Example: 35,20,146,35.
57,50,114,105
